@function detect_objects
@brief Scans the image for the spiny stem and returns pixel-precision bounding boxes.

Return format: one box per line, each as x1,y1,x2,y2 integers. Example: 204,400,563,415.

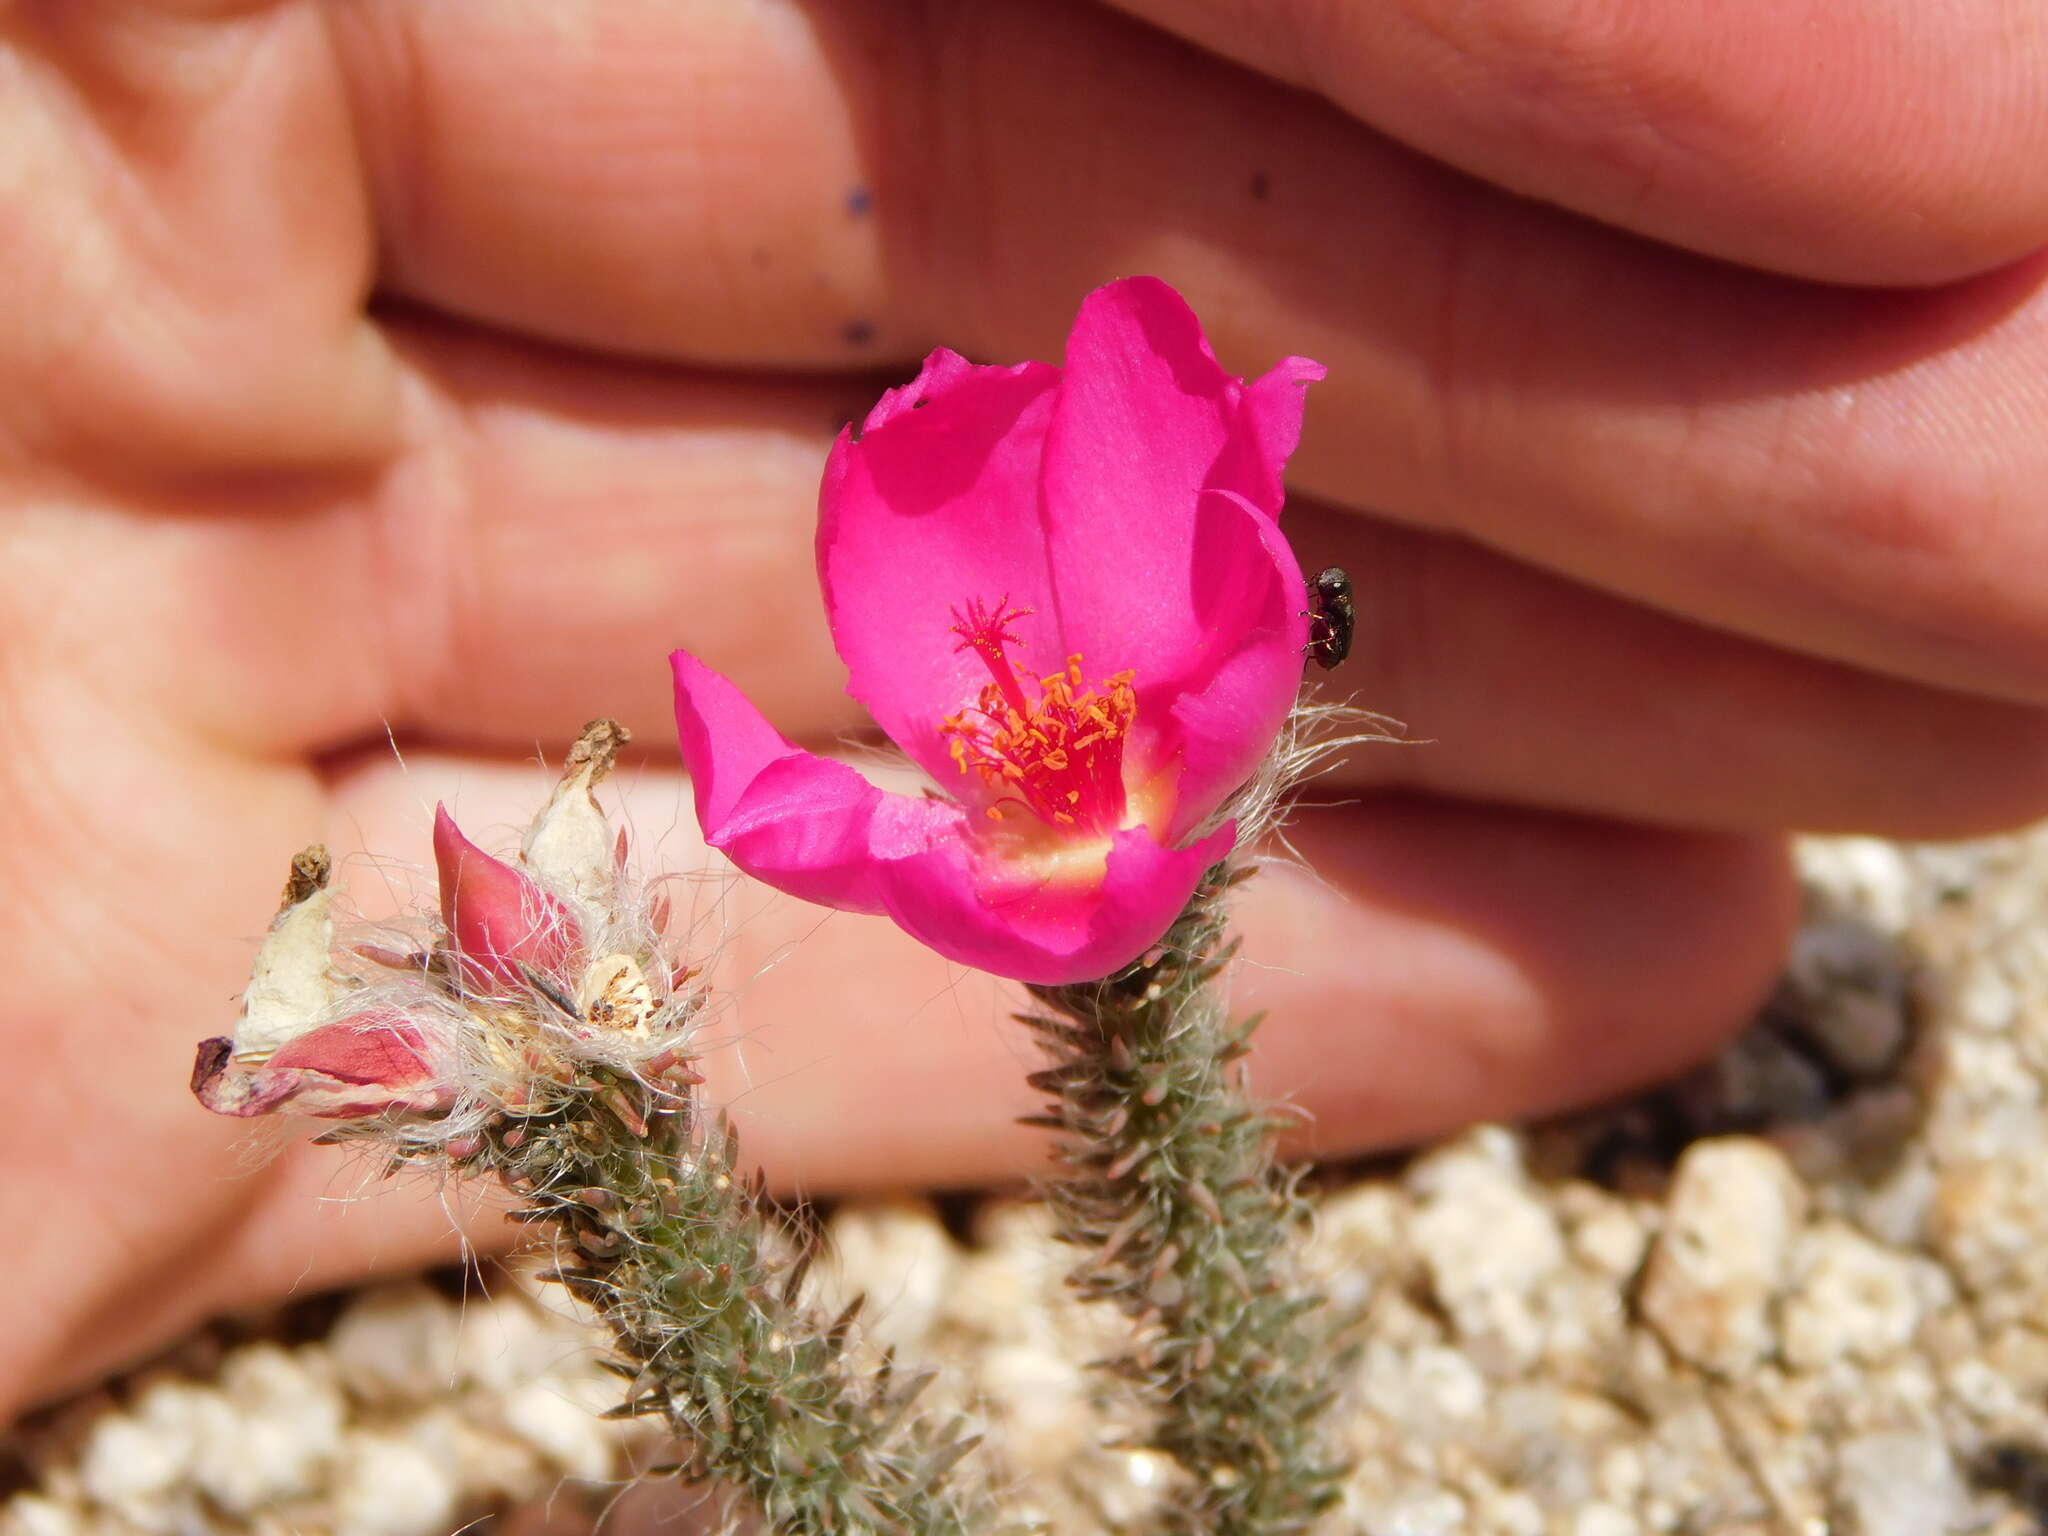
1024,868,1349,1536
473,1071,987,1536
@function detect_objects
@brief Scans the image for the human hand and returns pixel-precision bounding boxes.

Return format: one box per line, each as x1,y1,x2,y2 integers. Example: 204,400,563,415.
7,0,2041,1414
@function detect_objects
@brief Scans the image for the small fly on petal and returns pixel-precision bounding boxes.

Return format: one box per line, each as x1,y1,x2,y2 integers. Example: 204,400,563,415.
1306,567,1355,672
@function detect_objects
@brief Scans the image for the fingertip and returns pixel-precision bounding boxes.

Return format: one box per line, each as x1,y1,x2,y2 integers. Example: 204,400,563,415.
1239,802,1797,1152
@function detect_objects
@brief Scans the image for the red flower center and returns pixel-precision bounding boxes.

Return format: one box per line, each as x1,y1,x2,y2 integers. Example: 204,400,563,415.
940,597,1137,836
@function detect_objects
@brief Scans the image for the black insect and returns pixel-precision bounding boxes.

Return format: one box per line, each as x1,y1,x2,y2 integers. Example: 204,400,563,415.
1305,566,1355,671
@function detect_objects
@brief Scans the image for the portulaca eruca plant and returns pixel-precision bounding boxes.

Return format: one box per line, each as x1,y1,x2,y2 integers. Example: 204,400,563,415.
195,278,1373,1536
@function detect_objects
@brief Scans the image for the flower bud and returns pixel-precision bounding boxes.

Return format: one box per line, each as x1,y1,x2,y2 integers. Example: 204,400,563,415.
434,805,580,991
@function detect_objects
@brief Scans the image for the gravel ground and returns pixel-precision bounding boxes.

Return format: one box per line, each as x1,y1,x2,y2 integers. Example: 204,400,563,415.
7,828,2047,1536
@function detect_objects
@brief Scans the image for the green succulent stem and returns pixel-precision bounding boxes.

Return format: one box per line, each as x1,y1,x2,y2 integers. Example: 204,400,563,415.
476,1069,986,1536
1024,866,1349,1536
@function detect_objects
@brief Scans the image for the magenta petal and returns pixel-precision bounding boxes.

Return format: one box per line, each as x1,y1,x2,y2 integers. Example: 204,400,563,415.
672,650,965,912
1159,490,1312,838
192,1012,451,1120
1039,277,1319,693
876,822,1235,986
671,649,808,834
673,651,1228,984
819,349,1063,785
434,806,580,990
1212,355,1328,515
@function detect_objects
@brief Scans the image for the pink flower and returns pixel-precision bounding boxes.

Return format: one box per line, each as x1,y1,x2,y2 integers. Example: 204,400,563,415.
671,278,1321,985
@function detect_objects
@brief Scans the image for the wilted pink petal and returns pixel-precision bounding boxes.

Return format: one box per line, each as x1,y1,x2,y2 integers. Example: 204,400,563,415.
192,1009,452,1120
676,277,1320,984
434,805,580,990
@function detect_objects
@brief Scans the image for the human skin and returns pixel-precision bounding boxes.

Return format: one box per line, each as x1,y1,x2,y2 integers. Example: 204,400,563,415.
3,0,2046,1416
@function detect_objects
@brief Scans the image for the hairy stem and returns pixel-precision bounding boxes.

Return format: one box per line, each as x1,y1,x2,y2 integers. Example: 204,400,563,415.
477,1070,986,1536
1024,868,1349,1535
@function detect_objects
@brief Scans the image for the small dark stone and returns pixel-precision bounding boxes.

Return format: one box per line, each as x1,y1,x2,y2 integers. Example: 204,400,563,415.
843,318,877,347
1249,170,1271,202
1970,1440,2048,1518
847,185,874,216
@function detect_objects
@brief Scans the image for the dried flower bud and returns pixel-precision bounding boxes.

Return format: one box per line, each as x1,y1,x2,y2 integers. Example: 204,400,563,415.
522,719,630,939
196,723,694,1140
192,850,455,1120
234,846,341,1057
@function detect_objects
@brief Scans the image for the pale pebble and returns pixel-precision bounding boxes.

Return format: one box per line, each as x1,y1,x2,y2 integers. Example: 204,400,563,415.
499,1380,618,1483
327,1283,464,1402
1572,1503,1641,1536
1780,1224,1924,1370
0,1497,83,1536
811,1202,956,1353
77,1410,190,1508
1832,1432,1973,1536
331,1434,458,1536
1637,1140,1806,1375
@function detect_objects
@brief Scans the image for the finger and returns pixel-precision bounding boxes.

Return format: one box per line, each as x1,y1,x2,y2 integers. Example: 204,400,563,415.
111,314,2048,840
0,686,508,1412
328,0,894,368
1289,503,2048,839
1104,0,2048,286
323,751,1797,1192
329,0,2048,708
124,315,869,755
0,1,399,474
